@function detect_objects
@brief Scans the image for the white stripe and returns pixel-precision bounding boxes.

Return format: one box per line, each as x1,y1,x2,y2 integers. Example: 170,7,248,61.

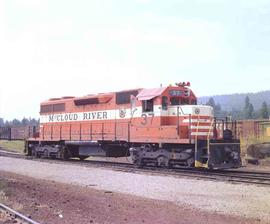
168,105,213,116
190,126,212,129
40,105,213,124
191,132,213,136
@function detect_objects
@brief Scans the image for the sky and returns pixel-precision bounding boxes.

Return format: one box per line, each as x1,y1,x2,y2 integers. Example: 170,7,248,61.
0,0,270,120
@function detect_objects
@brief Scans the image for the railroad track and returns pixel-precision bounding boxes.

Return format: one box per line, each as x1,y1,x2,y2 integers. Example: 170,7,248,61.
0,203,40,224
1,149,270,186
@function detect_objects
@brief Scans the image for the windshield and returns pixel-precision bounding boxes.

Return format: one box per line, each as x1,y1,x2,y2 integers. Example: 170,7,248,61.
170,97,197,105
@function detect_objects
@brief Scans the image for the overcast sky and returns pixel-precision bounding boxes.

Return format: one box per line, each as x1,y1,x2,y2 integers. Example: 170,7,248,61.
1,0,270,120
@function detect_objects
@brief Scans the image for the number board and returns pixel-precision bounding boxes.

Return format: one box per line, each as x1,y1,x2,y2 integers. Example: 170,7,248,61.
169,90,183,96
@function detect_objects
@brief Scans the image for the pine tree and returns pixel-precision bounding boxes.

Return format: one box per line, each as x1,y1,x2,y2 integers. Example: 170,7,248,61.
260,101,269,119
206,97,215,108
21,117,29,126
244,96,254,119
248,103,254,119
206,97,222,117
11,119,21,126
245,96,250,107
0,118,4,127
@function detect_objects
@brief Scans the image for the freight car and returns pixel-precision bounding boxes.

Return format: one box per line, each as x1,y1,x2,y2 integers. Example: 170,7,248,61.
25,82,242,169
0,126,38,140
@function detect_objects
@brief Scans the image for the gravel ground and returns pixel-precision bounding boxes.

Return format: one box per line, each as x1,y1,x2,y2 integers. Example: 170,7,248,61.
1,172,257,224
0,157,270,223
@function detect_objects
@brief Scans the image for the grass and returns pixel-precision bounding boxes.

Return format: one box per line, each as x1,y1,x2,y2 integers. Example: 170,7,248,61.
0,140,25,153
0,181,8,203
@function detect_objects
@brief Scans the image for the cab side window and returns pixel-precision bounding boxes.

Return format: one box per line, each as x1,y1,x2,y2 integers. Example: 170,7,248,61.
142,99,154,112
162,96,168,110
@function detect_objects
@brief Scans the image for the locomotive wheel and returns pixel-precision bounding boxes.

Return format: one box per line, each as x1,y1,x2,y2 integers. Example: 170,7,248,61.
43,149,49,158
32,148,37,157
60,148,70,160
167,161,173,169
32,148,40,158
186,157,195,167
135,159,144,168
156,155,169,167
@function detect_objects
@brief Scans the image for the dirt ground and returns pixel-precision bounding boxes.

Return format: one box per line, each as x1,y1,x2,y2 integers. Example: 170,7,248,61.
0,171,260,224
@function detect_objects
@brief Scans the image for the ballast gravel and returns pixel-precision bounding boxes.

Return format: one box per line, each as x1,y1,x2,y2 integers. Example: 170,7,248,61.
0,157,269,223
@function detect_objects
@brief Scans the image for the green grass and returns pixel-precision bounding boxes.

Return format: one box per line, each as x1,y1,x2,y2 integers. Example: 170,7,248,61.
0,140,25,153
0,181,8,203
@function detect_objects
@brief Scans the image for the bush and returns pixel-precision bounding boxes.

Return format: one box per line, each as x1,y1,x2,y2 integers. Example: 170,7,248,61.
247,143,270,159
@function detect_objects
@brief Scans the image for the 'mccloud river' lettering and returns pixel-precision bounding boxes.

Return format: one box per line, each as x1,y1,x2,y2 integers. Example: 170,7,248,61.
48,111,108,122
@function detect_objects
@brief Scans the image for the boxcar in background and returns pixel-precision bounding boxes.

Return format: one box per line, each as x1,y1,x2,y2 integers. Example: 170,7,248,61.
0,126,38,140
236,120,270,140
0,127,11,140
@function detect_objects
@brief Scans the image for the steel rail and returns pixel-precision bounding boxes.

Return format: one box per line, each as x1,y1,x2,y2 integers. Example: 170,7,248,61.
0,203,40,224
1,149,270,186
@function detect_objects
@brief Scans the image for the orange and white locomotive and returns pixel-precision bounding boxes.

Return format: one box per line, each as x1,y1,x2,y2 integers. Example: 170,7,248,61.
26,82,241,169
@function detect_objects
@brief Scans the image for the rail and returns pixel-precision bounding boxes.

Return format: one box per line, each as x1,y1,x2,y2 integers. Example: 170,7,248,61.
1,150,270,186
0,203,40,224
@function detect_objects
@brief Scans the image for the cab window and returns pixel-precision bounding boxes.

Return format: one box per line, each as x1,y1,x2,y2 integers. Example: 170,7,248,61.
170,97,180,105
142,99,154,112
170,97,190,105
162,96,168,110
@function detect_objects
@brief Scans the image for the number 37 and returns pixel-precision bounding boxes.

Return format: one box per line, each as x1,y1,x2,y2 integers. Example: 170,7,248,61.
141,113,154,125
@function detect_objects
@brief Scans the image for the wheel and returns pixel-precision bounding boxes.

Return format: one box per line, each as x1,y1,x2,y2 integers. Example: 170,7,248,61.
168,161,173,169
156,156,169,167
43,149,49,158
32,148,40,158
135,159,144,168
32,148,37,157
186,157,195,167
60,148,70,160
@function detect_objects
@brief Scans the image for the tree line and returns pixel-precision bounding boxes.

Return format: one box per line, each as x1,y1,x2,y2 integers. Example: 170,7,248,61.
199,90,270,111
0,117,39,127
206,96,269,120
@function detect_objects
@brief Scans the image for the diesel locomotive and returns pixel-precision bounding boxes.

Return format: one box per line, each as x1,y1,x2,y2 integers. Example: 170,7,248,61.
25,82,242,169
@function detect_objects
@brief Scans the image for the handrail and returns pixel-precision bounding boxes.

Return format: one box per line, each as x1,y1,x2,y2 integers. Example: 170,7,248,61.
194,115,200,165
196,115,200,141
207,119,214,161
177,107,180,136
207,119,214,140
